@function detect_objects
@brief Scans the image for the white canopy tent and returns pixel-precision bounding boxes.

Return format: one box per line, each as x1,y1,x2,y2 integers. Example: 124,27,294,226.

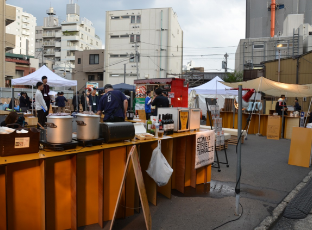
188,76,238,115
11,65,78,113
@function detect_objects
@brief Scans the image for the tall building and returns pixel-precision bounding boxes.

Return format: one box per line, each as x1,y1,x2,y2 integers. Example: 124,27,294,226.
5,5,36,56
0,1,16,87
246,0,312,38
35,3,102,78
104,8,183,85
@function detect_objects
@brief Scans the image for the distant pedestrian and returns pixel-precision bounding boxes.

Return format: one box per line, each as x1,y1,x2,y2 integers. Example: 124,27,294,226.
81,91,86,111
35,82,48,128
56,92,67,113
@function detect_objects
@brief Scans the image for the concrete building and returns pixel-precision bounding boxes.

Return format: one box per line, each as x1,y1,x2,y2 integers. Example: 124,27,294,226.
235,35,303,72
72,49,104,90
0,1,16,88
35,2,102,78
104,8,183,85
246,0,312,38
5,5,36,56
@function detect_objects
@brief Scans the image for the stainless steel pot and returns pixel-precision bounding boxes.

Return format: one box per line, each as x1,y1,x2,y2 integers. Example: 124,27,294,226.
46,115,73,144
76,114,100,140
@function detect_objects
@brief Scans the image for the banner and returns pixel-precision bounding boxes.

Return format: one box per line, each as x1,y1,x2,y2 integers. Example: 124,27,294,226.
195,130,215,169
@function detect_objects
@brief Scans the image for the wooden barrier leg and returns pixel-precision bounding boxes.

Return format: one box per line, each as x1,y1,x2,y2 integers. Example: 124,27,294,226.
71,155,77,230
157,139,173,199
190,136,196,188
126,145,136,217
40,159,46,230
173,137,187,194
98,151,104,228
0,166,6,230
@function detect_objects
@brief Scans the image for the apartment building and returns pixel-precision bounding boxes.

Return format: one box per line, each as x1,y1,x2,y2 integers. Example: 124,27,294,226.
5,5,36,56
72,49,104,90
105,8,183,85
35,2,102,78
0,1,16,87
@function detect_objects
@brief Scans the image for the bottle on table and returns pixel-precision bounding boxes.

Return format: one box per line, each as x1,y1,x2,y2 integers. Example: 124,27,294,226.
147,117,152,134
163,114,167,135
169,114,174,134
159,114,163,131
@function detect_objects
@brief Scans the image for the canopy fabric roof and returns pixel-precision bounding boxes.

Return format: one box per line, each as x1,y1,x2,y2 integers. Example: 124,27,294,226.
11,65,77,87
221,77,312,97
188,76,238,96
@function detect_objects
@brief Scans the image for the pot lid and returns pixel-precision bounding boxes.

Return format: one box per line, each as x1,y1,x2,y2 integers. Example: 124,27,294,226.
47,115,73,119
76,113,100,118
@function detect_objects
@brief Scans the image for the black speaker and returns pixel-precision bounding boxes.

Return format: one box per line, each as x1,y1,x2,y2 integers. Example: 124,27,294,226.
99,122,135,143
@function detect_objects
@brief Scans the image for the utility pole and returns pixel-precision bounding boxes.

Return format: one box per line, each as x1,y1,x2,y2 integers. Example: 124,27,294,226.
124,64,126,83
135,42,139,79
224,53,229,73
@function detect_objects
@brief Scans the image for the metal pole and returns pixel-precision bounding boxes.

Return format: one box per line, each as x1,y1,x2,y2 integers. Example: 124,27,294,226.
124,64,126,83
235,85,242,216
278,50,281,82
75,86,78,112
11,87,14,110
232,98,235,128
304,98,312,127
32,85,34,115
281,98,285,138
135,43,139,79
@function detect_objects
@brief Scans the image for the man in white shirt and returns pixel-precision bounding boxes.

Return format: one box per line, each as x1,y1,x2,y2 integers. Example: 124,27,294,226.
35,82,48,128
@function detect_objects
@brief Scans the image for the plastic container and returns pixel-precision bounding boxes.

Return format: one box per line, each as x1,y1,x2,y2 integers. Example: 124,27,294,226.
155,122,159,138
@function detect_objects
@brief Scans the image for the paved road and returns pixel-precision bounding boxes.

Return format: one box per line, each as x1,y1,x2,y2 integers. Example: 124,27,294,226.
79,135,311,230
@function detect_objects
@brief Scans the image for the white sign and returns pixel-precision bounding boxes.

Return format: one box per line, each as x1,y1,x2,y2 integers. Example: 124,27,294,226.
14,137,30,148
195,130,215,169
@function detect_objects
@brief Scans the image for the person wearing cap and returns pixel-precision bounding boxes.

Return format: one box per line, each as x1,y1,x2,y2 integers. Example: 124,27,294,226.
294,98,301,111
275,95,288,116
56,92,67,113
145,91,152,120
97,84,128,122
35,82,48,128
72,91,80,112
19,92,28,109
152,88,169,116
88,88,98,113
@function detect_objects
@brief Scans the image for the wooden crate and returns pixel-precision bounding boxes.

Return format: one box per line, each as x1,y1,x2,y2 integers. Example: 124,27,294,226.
228,135,245,145
25,117,38,126
216,140,228,151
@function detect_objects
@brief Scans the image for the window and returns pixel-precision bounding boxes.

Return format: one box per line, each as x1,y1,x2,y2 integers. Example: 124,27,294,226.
130,54,134,62
35,48,41,52
136,15,141,23
89,54,99,64
119,54,128,58
111,16,120,19
90,39,93,45
120,34,129,38
78,58,81,64
98,74,103,81
121,15,129,19
277,43,288,48
81,33,83,39
136,53,140,62
88,75,95,81
131,16,135,23
35,39,42,43
253,44,264,49
136,34,140,42
110,54,119,58
96,41,98,46
81,43,83,48
85,27,87,31
110,35,119,39
88,29,90,32
130,35,134,42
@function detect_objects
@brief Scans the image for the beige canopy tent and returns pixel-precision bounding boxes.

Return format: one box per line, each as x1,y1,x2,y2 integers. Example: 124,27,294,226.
221,77,312,97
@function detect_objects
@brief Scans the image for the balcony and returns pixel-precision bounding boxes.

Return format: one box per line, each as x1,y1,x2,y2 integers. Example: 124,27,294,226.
55,51,61,57
5,5,16,26
55,41,61,47
68,45,79,51
64,35,79,41
5,61,16,77
66,56,75,61
21,30,30,36
44,50,55,56
43,32,55,37
43,41,55,46
62,25,79,32
22,18,29,24
5,33,15,51
55,32,62,37
22,24,30,30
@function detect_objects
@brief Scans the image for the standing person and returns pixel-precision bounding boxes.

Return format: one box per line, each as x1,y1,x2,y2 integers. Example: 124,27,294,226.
124,90,131,110
19,92,28,109
88,88,98,113
25,93,31,109
97,84,128,122
41,76,52,115
275,95,288,116
294,98,301,111
72,91,80,112
152,88,169,116
145,91,152,120
56,92,67,113
35,82,48,128
81,91,86,111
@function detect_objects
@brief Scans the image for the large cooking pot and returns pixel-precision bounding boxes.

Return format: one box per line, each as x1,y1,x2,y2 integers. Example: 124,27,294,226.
76,114,100,140
46,115,73,144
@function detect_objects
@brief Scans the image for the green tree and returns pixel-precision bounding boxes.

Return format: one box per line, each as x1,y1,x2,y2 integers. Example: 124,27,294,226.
223,71,243,83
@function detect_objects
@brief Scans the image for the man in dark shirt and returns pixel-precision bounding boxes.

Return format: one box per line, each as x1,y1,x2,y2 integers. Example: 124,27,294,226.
88,88,98,113
152,88,169,116
97,84,128,122
275,95,288,116
19,92,28,109
72,91,80,112
294,98,301,111
41,76,51,115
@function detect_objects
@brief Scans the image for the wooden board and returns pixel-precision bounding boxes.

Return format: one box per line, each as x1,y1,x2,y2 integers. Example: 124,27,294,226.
110,145,151,230
288,127,312,168
267,116,281,140
138,110,146,121
126,145,136,217
0,166,6,230
172,137,186,194
285,117,299,139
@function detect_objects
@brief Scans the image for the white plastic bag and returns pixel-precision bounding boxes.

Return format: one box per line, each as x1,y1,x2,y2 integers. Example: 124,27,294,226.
146,140,173,187
307,123,312,129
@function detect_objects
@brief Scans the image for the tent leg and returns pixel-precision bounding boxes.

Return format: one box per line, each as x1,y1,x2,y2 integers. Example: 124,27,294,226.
76,86,78,113
32,85,34,115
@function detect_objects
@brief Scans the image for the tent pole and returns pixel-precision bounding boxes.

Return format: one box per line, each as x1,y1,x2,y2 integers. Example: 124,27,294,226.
32,85,34,115
304,98,312,127
11,87,14,110
76,86,78,113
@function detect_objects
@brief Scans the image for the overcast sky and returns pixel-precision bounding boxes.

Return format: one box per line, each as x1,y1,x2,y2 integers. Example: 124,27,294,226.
8,0,245,72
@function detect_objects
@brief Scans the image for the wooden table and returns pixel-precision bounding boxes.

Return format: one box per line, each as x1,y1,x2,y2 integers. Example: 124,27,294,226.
0,130,211,230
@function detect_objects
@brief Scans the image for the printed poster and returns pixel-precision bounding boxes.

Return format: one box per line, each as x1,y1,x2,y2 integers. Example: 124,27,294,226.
195,130,215,169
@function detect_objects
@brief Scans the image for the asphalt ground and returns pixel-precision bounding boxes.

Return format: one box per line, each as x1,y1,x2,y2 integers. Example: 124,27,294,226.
78,134,311,230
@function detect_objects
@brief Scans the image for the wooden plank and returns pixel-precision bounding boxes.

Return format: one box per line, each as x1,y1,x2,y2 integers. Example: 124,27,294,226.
173,137,186,194
285,117,300,139
103,147,126,221
98,151,104,228
171,139,177,190
206,165,212,183
40,159,46,230
196,167,206,185
71,155,77,230
7,160,41,230
45,156,71,230
110,146,152,230
77,151,100,227
157,139,173,199
0,166,6,230
126,145,135,217
139,141,158,205
288,127,312,168
190,136,197,188
267,116,281,140
184,136,192,187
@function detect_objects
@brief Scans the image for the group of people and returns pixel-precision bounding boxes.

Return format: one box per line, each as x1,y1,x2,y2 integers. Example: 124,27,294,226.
145,88,170,120
275,95,302,116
